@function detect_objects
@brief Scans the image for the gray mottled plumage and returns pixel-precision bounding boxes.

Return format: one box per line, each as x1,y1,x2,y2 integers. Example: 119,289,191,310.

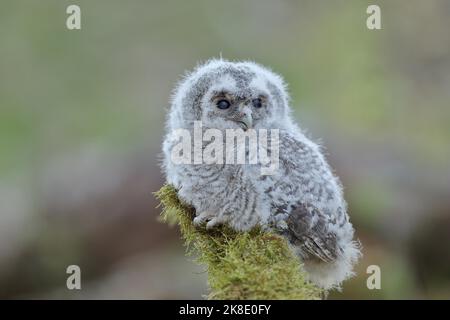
162,59,361,289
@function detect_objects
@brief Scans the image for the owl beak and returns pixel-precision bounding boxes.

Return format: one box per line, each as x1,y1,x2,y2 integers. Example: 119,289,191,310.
236,108,253,131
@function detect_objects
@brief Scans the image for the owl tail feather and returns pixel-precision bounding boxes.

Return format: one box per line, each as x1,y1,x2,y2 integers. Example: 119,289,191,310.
302,240,362,290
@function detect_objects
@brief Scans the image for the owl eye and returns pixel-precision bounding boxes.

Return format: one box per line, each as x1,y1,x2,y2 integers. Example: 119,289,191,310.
252,98,262,108
216,99,231,109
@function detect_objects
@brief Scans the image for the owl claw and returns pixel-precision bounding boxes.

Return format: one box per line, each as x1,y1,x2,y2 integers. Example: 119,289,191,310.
206,217,224,229
194,211,225,230
193,211,215,226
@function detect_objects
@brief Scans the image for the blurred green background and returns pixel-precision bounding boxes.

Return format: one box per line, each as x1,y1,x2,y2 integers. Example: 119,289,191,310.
1,0,449,299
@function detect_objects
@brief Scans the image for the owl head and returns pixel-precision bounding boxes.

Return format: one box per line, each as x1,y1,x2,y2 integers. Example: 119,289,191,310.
168,59,293,131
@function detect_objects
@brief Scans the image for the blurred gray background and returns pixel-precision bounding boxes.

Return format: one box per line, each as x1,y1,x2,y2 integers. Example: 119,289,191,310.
0,0,449,299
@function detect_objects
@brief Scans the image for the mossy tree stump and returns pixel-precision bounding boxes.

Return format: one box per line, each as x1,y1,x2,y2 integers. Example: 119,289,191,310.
155,184,322,300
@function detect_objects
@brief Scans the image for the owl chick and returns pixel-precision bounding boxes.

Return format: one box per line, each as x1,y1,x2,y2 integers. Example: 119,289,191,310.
162,59,361,290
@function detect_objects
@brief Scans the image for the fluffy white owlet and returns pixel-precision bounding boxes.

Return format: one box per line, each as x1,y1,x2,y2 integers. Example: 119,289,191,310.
162,59,361,289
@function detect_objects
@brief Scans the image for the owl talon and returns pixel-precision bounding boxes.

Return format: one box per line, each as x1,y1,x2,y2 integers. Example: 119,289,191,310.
193,211,215,226
206,217,224,229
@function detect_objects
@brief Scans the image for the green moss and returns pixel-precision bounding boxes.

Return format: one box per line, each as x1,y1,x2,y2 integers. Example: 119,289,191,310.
155,184,322,300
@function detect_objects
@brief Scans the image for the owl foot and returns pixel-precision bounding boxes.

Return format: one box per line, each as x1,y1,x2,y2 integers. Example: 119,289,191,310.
206,216,227,230
193,211,216,226
193,211,228,230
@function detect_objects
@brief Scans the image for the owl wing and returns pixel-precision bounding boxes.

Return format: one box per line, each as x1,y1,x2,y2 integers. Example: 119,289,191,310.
275,131,341,263
284,202,339,263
